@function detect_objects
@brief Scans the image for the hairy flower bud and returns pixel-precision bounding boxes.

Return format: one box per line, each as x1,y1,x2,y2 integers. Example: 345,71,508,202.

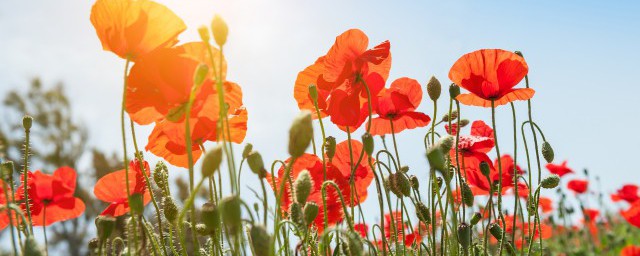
201,202,220,233
303,202,319,225
247,151,266,178
426,146,446,171
289,111,313,158
362,133,374,156
457,223,471,251
211,15,228,47
249,225,272,256
461,182,474,207
541,175,560,189
195,223,209,236
438,136,454,153
197,26,210,43
470,212,482,226
201,144,223,178
308,84,319,103
1,161,14,182
390,173,410,197
294,170,313,204
220,196,242,233
88,238,100,253
242,143,253,159
416,201,431,224
449,83,461,99
541,141,554,163
95,215,116,241
427,76,441,101
459,119,470,127
324,136,336,159
163,197,179,223
488,223,504,240
153,162,168,191
23,115,33,131
410,175,419,190
290,202,304,226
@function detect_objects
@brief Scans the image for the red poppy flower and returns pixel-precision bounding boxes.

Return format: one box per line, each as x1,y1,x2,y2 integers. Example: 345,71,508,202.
265,140,374,232
545,160,574,177
90,0,187,61
449,49,533,107
16,167,85,226
94,159,152,217
583,208,599,222
293,29,391,129
538,196,553,214
368,77,431,136
450,120,496,191
622,245,640,256
612,184,640,204
444,123,460,136
621,201,640,228
567,179,589,194
378,211,423,249
354,223,368,238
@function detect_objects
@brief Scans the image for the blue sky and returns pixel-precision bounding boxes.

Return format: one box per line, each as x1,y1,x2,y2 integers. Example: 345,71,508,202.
1,0,639,240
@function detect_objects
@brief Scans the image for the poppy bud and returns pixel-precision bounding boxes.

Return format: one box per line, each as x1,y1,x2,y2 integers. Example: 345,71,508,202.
488,223,504,240
128,193,144,214
195,223,209,236
461,182,474,207
88,238,100,253
303,202,319,225
211,15,228,47
479,161,491,178
362,133,374,156
219,195,242,233
23,115,33,131
449,83,461,99
198,26,210,43
290,202,304,226
294,170,313,204
163,197,179,223
427,76,441,101
193,64,209,86
201,144,223,178
249,225,272,256
541,141,554,163
438,136,455,153
416,201,431,224
410,175,419,190
242,143,253,159
308,84,319,103
514,51,524,58
345,231,364,256
388,174,402,197
247,151,266,177
457,223,471,251
24,235,45,256
541,175,560,189
1,161,14,182
449,110,459,121
426,146,446,171
459,119,470,127
324,136,337,159
153,162,168,190
95,215,116,241
201,202,220,233
289,111,313,158
470,212,482,226
395,173,411,197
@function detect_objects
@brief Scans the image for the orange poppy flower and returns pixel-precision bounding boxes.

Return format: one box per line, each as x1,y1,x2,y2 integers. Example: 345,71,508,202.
0,180,12,230
90,0,187,60
622,245,640,256
449,49,534,107
16,167,85,226
567,179,589,194
538,196,553,214
611,184,640,204
545,160,574,177
621,201,640,228
368,77,431,136
354,223,368,238
294,29,391,129
94,159,152,217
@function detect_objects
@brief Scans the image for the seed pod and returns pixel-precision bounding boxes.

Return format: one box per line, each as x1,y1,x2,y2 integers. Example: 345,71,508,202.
95,215,116,241
197,26,210,43
290,202,304,226
426,146,446,171
193,64,209,86
211,15,228,46
488,223,504,240
541,175,560,189
201,144,223,178
247,151,266,178
416,201,431,224
541,141,554,163
294,170,313,204
23,115,33,131
457,223,471,251
242,143,253,158
449,83,461,99
479,161,491,178
303,202,319,225
249,225,272,256
409,175,419,190
289,111,313,158
470,212,482,226
201,202,220,233
128,193,144,215
163,197,179,223
308,84,319,103
362,133,374,156
461,182,474,207
427,76,441,101
324,136,337,159
219,196,242,233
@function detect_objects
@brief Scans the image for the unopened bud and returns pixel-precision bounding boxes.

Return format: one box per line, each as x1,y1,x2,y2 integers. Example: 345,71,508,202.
195,223,209,236
247,151,266,178
249,225,272,256
23,115,33,131
153,162,168,191
457,223,471,251
128,193,144,214
193,64,209,86
409,175,419,190
294,170,313,204
541,175,560,189
479,161,491,178
390,173,410,197
324,136,336,159
426,146,446,171
95,215,116,241
201,202,220,233
201,144,223,178
362,133,374,156
308,84,319,103
163,197,179,223
461,182,474,207
514,51,524,58
449,83,461,99
88,238,100,252
541,141,554,163
1,161,14,181
427,76,441,101
242,143,253,158
303,202,319,225
289,111,313,158
290,202,304,226
198,26,210,43
211,15,228,47
219,196,242,233
470,212,482,225
438,136,455,153
416,201,431,224
488,223,504,240
459,119,470,127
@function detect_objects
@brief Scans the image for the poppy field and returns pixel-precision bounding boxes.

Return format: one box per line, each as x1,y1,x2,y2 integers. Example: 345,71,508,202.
1,0,640,256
